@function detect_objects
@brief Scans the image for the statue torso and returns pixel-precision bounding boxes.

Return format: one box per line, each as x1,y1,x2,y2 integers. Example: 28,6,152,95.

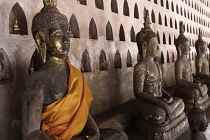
198,56,209,75
29,62,69,106
179,57,193,82
143,60,162,97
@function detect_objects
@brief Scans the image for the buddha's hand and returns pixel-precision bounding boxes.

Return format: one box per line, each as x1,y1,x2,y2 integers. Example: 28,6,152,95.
71,128,100,140
162,97,173,104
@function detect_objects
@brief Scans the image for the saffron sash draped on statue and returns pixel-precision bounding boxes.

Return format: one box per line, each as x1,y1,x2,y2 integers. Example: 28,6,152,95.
41,61,93,140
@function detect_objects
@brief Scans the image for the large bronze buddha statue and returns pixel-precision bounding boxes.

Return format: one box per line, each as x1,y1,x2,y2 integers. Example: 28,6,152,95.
21,0,100,140
195,29,210,94
134,10,189,140
175,22,210,114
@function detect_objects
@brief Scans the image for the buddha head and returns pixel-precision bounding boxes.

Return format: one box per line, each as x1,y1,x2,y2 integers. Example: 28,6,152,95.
188,96,208,132
195,29,207,56
175,21,190,57
136,10,159,59
32,0,70,63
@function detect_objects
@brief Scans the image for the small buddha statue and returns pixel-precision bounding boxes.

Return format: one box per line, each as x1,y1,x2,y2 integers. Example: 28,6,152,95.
195,29,210,94
188,93,208,140
134,10,189,139
13,18,21,34
21,1,100,140
175,22,210,113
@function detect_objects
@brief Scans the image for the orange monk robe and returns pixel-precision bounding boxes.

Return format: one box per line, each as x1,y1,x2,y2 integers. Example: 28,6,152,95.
41,61,93,140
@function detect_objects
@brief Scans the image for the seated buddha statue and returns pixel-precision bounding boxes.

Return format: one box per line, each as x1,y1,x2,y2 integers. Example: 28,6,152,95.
21,0,100,140
195,29,210,94
134,10,189,139
175,22,210,113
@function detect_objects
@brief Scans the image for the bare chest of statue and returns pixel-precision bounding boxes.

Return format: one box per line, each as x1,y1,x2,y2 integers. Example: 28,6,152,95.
181,59,192,82
144,62,161,97
201,58,209,75
38,65,69,106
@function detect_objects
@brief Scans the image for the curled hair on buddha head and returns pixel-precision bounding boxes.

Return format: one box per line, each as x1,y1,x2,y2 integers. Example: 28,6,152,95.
136,9,157,59
175,21,189,56
195,28,206,55
32,0,68,42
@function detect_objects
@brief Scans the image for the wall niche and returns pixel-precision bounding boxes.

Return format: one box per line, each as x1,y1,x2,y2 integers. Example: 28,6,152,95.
130,26,136,42
106,21,113,40
28,49,43,74
9,2,28,35
127,50,133,67
99,50,108,71
95,0,104,10
114,50,122,69
69,14,80,38
111,0,118,13
89,18,98,39
78,0,87,5
0,48,13,84
119,24,125,41
81,49,92,72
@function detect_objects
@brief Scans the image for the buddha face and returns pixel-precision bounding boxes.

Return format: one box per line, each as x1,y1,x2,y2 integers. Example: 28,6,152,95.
146,37,159,57
199,44,207,55
182,41,190,55
47,22,70,58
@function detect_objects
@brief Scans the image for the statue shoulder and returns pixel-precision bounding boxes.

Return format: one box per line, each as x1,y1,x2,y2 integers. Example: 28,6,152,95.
26,71,46,90
175,57,183,66
134,62,146,72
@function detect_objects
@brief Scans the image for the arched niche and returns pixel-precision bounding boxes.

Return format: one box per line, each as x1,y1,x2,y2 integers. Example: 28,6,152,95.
114,50,122,69
165,16,168,26
81,49,92,72
151,10,155,23
130,26,136,42
171,1,174,12
69,14,80,38
123,0,129,16
99,50,108,71
169,34,171,45
159,13,162,25
78,0,87,5
167,51,170,63
175,20,177,29
9,2,28,35
170,18,173,28
157,31,160,44
166,0,169,9
95,0,104,10
172,52,175,62
28,49,43,74
127,50,133,67
89,18,98,39
161,51,164,64
176,5,179,14
111,0,118,13
134,3,139,19
161,0,164,7
0,48,13,84
106,21,113,40
154,0,158,4
163,33,166,44
119,24,125,41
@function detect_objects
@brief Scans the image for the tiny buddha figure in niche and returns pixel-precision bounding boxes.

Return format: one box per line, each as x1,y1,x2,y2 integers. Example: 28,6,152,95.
195,29,210,94
134,10,189,140
21,0,100,140
175,22,210,114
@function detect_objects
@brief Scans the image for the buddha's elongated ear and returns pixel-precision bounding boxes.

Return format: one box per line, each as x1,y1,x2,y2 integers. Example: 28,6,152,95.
35,32,47,63
142,41,147,58
178,44,183,56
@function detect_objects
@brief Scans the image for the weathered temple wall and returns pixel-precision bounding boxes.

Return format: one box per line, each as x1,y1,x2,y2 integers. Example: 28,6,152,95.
0,0,210,139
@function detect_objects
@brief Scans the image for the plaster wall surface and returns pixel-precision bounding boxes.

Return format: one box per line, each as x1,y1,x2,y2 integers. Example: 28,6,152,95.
0,0,210,139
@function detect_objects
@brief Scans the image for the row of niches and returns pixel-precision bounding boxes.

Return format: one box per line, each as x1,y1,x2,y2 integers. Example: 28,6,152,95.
9,2,210,42
150,0,210,19
78,0,210,28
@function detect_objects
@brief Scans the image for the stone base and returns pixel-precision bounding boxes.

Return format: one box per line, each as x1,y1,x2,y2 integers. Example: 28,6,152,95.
136,113,190,140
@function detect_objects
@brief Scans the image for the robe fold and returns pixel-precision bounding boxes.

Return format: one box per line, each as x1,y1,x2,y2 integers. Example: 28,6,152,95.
41,61,93,140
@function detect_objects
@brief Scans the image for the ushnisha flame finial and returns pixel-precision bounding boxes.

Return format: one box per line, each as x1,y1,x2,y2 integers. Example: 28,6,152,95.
43,0,57,6
198,28,203,39
144,10,151,28
179,21,185,35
